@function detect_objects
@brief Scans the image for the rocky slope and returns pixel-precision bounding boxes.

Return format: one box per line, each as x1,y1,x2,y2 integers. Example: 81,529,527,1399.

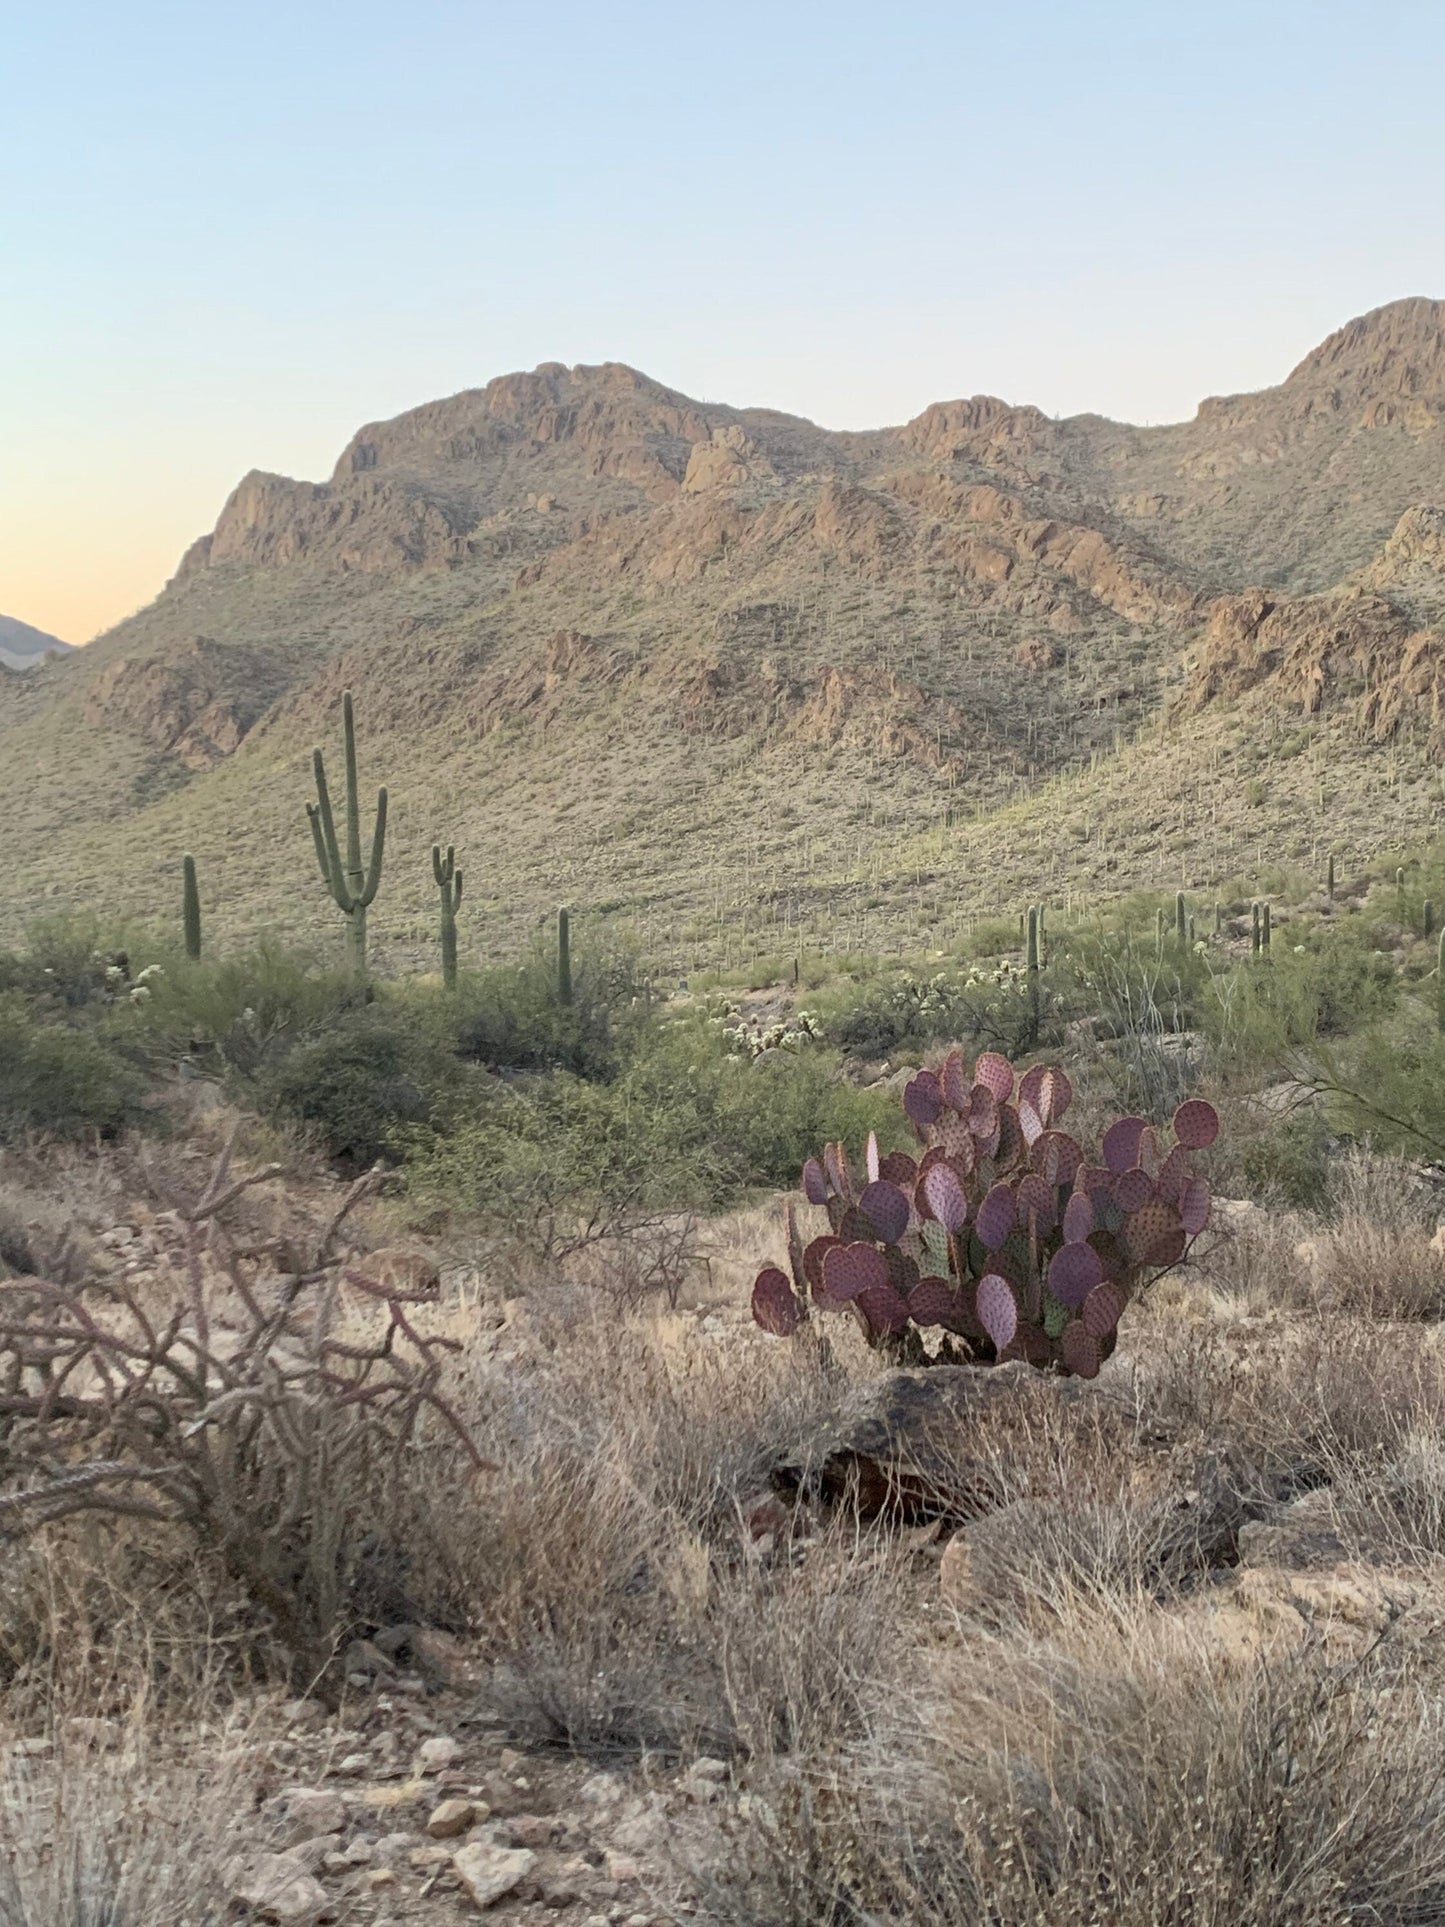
4,298,1445,961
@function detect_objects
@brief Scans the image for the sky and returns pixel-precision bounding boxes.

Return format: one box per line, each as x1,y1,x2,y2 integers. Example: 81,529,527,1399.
4,1,1445,645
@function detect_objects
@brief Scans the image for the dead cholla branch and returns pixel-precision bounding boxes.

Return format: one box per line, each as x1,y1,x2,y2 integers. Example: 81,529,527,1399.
0,1126,486,1667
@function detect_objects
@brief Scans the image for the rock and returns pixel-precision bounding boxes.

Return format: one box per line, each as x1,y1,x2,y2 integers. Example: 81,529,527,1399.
1238,1488,1348,1571
683,1757,729,1804
416,1734,461,1774
426,1797,477,1839
451,1842,537,1909
507,1813,557,1848
774,1363,1115,1522
539,1855,592,1906
336,1753,370,1776
350,1778,430,1811
341,1638,394,1681
229,1851,333,1926
604,1850,642,1884
373,1833,416,1865
270,1789,348,1846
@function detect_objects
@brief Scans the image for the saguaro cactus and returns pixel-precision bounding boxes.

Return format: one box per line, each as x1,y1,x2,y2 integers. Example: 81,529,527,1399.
1251,901,1262,956
1262,902,1272,952
1026,906,1041,974
307,690,387,978
557,907,573,1006
432,844,463,990
1175,891,1187,945
182,854,202,962
1326,852,1336,905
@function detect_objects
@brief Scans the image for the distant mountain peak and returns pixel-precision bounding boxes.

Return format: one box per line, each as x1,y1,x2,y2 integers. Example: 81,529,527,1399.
1284,296,1445,402
0,614,72,672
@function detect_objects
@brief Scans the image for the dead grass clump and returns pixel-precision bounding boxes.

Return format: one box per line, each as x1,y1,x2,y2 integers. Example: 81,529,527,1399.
704,1614,1445,1927
0,1704,267,1927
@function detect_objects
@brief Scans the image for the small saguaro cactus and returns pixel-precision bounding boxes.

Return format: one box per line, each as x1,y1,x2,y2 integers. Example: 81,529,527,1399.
307,691,388,978
1156,906,1165,955
1326,852,1336,904
432,844,463,990
1175,891,1187,945
1214,902,1224,935
557,907,573,1006
1438,928,1445,1033
1251,901,1262,955
1262,902,1272,952
1026,906,1041,974
182,853,202,962
1427,901,1437,941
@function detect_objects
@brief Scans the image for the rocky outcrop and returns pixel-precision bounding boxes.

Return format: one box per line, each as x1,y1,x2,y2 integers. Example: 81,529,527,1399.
82,637,273,767
1181,581,1445,746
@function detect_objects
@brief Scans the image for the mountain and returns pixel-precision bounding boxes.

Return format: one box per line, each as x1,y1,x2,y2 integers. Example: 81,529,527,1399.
0,614,72,673
4,298,1445,965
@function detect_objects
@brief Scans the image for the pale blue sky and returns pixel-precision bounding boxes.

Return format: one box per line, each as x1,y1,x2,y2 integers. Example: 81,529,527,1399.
4,0,1443,640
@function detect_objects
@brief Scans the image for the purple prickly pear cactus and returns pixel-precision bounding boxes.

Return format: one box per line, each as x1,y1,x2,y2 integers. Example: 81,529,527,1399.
750,1046,1218,1376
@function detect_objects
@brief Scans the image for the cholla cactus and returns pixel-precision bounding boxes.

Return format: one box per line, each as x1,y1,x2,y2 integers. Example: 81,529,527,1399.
723,1010,823,1061
751,1045,1217,1379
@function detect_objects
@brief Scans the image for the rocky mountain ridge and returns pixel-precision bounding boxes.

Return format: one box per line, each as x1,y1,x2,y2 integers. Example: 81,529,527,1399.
5,297,1445,960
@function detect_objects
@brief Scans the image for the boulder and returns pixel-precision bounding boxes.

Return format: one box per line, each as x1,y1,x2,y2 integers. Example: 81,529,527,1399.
773,1362,1118,1522
451,1841,536,1908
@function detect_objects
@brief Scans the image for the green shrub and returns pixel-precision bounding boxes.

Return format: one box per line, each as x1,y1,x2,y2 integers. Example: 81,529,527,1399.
0,992,144,1142
255,1008,451,1170
136,942,367,1079
452,939,647,1081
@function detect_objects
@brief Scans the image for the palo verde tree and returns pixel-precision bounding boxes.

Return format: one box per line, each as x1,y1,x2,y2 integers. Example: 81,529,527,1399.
307,690,387,978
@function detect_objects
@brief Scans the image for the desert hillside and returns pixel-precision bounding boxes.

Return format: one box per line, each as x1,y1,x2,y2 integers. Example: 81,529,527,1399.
6,297,1445,963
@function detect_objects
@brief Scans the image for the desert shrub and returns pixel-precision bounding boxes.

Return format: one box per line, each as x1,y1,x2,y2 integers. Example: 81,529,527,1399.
0,915,127,1011
824,960,1060,1061
0,1712,265,1927
1206,924,1398,1077
707,1622,1445,1927
254,1004,455,1168
0,993,144,1143
135,940,366,1078
404,1022,899,1246
1219,1104,1333,1209
452,935,648,1080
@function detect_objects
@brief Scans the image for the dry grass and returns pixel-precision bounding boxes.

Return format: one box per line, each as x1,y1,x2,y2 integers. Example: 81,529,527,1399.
701,1610,1445,1926
0,1702,269,1927
12,1126,1445,1919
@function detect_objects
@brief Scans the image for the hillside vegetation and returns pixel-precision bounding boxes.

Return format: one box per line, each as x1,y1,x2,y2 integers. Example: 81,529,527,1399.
6,298,1445,970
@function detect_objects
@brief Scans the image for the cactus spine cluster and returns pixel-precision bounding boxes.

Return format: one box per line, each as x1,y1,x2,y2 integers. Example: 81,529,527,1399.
432,844,463,990
557,907,573,1006
182,854,202,962
307,691,387,978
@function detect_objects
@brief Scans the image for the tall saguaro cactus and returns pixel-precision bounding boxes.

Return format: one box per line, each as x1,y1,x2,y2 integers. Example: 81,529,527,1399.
307,690,387,978
432,844,463,990
557,907,573,1006
182,854,202,962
